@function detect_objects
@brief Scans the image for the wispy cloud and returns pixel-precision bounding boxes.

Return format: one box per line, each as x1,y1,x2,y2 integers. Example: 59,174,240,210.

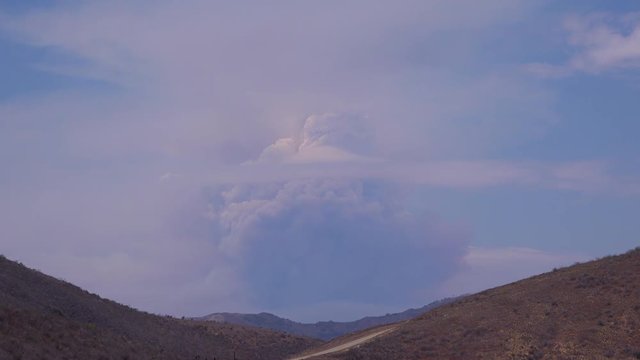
566,13,640,73
527,12,640,76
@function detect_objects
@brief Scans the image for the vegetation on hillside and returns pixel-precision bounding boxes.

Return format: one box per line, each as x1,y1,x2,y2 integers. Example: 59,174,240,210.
0,255,321,360
310,248,640,360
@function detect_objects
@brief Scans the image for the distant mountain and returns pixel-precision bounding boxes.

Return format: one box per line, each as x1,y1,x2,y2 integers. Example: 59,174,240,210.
304,247,640,360
198,297,460,340
0,255,320,360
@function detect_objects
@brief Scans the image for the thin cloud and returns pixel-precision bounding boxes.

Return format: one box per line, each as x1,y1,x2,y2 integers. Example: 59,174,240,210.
526,12,640,76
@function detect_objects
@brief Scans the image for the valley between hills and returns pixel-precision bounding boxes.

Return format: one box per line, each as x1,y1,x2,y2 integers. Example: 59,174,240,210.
2,248,640,359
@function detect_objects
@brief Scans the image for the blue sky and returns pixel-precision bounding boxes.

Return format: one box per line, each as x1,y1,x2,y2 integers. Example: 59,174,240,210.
1,0,639,322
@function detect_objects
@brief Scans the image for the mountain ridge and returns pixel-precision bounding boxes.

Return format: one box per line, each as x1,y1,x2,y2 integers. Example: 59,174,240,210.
197,297,460,340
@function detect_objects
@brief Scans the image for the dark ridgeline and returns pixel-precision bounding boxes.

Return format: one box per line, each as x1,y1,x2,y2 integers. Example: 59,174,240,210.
197,297,461,341
307,247,640,360
0,255,321,360
6,245,640,360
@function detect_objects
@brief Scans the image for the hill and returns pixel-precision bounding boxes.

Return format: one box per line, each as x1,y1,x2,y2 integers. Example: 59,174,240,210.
198,297,458,341
303,248,640,360
0,255,321,360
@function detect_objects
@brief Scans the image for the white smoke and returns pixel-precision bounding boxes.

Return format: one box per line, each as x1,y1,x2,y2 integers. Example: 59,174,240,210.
205,114,468,318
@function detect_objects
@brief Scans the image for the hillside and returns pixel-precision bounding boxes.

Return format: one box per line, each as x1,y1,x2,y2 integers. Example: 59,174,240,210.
0,255,321,360
304,248,640,360
198,297,458,340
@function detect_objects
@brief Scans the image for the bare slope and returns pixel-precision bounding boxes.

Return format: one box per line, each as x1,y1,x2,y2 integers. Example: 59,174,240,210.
0,255,321,360
198,297,458,340
306,248,640,360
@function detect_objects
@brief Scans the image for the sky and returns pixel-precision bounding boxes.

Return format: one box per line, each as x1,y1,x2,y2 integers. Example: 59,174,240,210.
1,0,639,322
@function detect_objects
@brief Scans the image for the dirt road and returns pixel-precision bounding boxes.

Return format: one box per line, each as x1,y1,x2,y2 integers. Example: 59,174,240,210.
288,326,397,360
